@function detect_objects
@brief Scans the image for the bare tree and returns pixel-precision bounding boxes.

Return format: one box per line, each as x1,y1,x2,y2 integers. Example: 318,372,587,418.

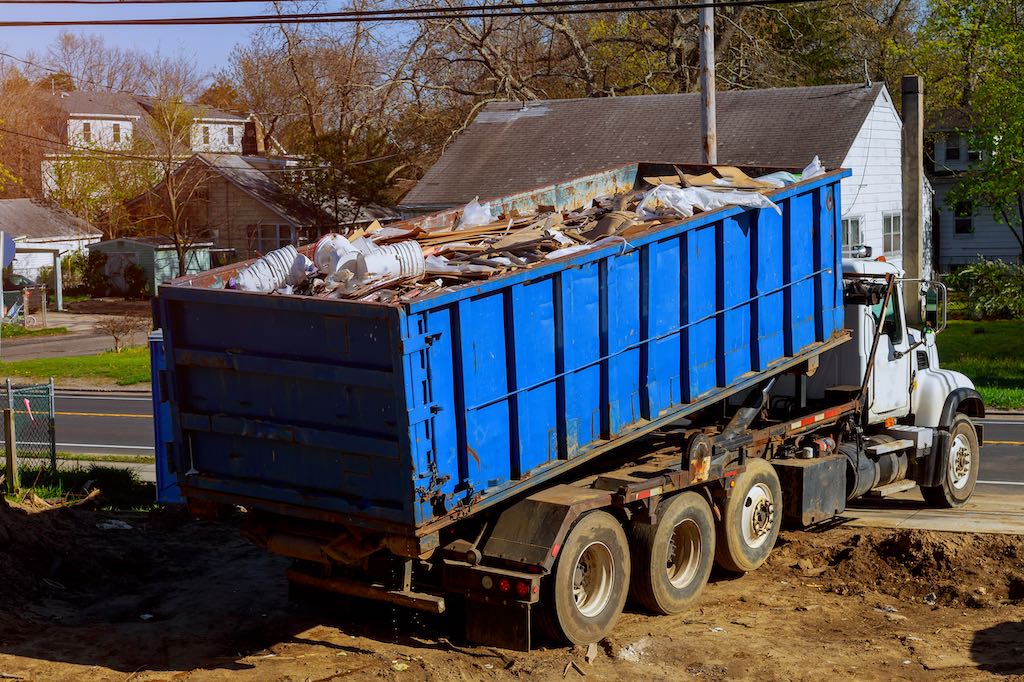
95,315,150,353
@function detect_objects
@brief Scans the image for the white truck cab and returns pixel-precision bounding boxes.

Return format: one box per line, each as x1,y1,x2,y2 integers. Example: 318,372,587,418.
814,255,985,508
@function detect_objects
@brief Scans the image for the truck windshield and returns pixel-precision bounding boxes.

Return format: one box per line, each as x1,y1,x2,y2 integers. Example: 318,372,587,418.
870,296,903,344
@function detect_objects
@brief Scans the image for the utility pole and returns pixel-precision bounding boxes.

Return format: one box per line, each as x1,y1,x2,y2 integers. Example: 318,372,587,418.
700,1,717,165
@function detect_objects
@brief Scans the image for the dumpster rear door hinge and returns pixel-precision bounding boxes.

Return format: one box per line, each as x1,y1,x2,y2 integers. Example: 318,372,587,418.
403,332,442,354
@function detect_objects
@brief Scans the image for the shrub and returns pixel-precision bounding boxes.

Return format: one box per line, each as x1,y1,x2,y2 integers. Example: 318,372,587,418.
945,258,1024,320
83,251,109,297
124,263,149,299
61,251,89,292
94,314,150,352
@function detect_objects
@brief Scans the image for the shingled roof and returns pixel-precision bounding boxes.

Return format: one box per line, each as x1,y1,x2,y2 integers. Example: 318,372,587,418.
0,199,101,240
403,83,886,209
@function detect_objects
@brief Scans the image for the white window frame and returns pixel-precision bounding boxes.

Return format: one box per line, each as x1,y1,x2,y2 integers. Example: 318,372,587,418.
82,121,92,143
883,213,902,256
944,132,961,161
841,216,863,255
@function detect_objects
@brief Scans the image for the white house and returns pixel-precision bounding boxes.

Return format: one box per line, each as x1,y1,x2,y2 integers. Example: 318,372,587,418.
41,91,250,196
401,83,927,274
928,129,1023,269
0,199,102,279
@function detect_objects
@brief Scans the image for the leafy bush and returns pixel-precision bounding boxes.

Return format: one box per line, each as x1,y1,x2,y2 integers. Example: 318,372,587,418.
945,258,1024,319
61,251,89,292
36,265,54,288
124,263,149,299
83,251,109,297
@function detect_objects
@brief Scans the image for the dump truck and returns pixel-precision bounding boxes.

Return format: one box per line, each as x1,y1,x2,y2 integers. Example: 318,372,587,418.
152,162,983,650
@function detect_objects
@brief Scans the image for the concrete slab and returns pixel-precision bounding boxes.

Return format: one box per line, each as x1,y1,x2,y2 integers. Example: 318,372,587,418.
843,487,1024,535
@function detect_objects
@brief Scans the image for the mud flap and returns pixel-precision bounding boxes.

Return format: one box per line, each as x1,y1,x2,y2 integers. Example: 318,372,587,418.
465,597,532,651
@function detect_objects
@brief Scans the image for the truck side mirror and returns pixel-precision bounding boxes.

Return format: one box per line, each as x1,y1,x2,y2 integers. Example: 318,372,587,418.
923,327,936,348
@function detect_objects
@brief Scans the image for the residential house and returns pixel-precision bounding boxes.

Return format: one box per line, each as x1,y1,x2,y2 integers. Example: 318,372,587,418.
41,91,252,196
124,153,399,262
403,83,928,273
0,198,101,279
928,124,1023,269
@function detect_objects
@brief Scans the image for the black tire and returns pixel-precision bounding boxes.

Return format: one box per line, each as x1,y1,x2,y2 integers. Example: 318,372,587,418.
715,458,783,573
629,491,715,615
537,511,630,645
922,414,980,508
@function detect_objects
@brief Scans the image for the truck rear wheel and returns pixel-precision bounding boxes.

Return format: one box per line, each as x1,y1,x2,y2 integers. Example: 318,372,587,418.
629,491,715,615
538,511,630,645
922,414,979,508
715,458,782,573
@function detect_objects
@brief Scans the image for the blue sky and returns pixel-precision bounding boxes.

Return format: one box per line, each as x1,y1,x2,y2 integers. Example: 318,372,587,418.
0,4,273,78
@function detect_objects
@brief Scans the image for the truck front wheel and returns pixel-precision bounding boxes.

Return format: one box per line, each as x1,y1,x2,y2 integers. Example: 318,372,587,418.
538,511,630,645
629,491,715,615
922,414,979,508
715,458,782,573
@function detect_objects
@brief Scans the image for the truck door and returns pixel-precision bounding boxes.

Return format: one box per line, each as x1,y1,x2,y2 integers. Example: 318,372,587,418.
868,290,912,421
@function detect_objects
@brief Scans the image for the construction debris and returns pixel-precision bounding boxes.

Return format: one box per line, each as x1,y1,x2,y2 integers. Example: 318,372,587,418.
230,163,817,304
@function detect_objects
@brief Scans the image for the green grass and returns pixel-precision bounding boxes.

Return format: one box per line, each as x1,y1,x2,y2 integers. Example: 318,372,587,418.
0,346,150,386
937,320,1024,410
1,323,68,338
20,452,154,465
9,463,155,510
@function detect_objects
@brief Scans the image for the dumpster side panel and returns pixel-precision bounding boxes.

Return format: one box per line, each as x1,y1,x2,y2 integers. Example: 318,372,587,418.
405,175,847,521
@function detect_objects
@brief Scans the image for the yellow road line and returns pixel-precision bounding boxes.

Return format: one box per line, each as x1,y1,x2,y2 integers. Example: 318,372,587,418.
985,440,1024,446
55,411,150,419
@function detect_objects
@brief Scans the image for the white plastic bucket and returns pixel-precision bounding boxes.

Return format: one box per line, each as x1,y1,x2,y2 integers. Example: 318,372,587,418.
235,244,311,292
314,234,359,274
358,240,424,279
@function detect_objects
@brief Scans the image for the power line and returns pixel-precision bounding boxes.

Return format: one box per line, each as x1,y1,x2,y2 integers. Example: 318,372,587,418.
0,0,832,26
0,124,403,171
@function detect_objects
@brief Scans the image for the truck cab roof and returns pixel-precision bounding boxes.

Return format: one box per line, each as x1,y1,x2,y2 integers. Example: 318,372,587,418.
842,256,902,278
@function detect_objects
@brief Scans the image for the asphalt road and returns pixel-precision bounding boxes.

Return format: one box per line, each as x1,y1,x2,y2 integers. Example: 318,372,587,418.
976,415,1024,493
52,391,155,456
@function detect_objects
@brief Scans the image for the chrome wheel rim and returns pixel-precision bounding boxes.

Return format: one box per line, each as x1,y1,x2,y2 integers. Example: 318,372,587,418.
572,541,614,618
949,433,973,490
666,518,702,589
741,483,775,549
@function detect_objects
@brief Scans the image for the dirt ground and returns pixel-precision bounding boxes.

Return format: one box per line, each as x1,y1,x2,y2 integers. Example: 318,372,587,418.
1,498,1022,681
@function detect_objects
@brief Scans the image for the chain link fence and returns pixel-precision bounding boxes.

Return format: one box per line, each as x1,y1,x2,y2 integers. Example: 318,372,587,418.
0,378,56,474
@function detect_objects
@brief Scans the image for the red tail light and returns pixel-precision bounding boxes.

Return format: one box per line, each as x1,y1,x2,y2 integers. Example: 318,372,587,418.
515,581,529,598
498,578,511,593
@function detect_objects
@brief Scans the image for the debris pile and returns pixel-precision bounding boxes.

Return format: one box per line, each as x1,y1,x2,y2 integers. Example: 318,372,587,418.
231,160,824,303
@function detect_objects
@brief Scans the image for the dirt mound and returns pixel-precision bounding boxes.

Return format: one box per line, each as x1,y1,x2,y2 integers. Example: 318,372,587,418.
0,498,150,631
775,528,1024,608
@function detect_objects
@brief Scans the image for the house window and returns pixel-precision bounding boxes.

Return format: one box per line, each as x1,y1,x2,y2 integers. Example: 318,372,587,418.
967,146,981,162
250,224,293,254
954,200,974,234
227,127,234,145
944,132,961,161
112,123,121,143
883,213,902,256
841,217,863,253
202,126,210,145
82,122,91,143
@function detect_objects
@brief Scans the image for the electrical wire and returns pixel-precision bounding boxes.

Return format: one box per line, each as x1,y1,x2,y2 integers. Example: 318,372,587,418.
0,0,832,26
0,124,403,170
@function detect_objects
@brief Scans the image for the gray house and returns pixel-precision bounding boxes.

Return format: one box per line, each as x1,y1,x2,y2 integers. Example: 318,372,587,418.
0,198,102,279
403,83,927,274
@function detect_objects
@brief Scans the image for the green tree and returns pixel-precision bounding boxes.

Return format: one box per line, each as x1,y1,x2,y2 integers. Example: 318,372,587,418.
933,0,1024,261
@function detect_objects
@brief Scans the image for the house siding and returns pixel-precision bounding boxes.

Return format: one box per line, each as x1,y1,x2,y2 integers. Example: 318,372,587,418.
12,236,100,279
204,176,296,259
929,133,1023,269
932,176,1023,269
67,117,137,150
191,122,244,154
839,87,905,269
